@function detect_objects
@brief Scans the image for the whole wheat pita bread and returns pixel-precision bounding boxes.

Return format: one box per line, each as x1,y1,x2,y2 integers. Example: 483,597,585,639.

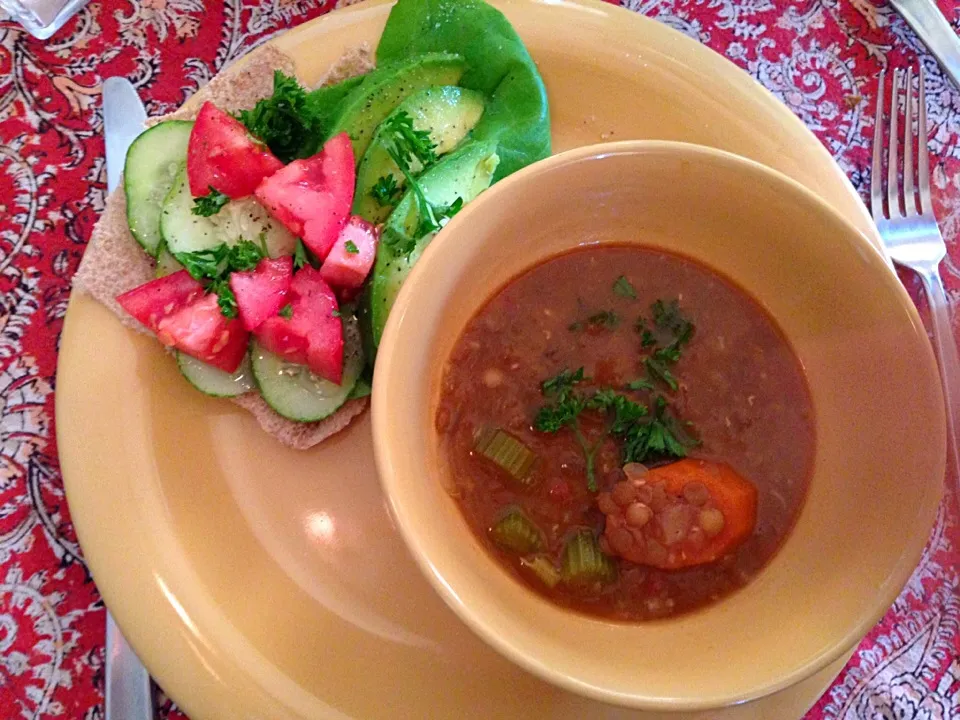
73,43,376,450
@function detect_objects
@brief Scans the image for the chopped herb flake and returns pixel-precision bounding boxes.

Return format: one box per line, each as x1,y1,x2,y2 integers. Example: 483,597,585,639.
569,309,620,332
344,240,359,254
371,174,402,207
191,187,229,217
612,275,637,299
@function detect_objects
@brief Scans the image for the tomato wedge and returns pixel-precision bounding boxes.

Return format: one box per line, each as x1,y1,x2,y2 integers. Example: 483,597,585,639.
600,459,757,570
116,270,205,333
255,267,344,383
229,257,293,331
155,293,249,373
319,216,379,292
255,133,355,259
188,102,284,199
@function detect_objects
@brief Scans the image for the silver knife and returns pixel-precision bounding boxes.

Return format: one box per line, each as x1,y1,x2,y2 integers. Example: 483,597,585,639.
889,0,960,89
103,77,147,193
101,76,154,720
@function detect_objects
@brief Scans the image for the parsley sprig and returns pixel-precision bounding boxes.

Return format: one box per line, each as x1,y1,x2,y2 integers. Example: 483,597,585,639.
533,367,697,492
173,237,266,319
191,187,230,217
238,71,319,163
374,111,464,254
636,299,695,390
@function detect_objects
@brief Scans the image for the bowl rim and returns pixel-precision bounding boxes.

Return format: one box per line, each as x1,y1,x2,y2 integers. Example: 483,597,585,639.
371,139,944,711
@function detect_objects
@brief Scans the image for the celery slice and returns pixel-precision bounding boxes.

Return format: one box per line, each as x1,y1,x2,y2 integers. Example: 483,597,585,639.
561,529,617,588
489,507,543,555
520,555,561,588
475,427,536,484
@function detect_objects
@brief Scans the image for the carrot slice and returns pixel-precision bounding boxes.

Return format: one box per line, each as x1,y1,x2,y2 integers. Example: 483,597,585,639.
600,459,758,570
647,459,758,568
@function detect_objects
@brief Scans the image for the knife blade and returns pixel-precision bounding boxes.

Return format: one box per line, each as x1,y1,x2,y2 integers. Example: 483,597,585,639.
889,0,960,90
101,76,153,720
103,76,147,193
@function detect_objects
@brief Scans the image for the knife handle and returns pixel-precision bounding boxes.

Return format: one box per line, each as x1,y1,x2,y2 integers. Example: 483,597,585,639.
890,0,960,89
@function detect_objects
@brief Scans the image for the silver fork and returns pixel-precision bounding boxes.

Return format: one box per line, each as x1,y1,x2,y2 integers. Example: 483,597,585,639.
872,66,960,488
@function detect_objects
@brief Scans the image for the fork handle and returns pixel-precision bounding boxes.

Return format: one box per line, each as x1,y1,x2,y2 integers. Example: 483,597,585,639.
919,267,960,495
105,611,153,720
889,0,960,90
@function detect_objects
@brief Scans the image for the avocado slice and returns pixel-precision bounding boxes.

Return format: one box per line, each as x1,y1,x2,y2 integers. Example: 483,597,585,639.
354,85,485,224
328,52,467,165
367,140,500,349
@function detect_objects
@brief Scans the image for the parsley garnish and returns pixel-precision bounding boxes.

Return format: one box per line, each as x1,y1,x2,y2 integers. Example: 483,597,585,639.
533,367,696,492
238,71,319,163
293,239,320,271
621,396,695,464
569,309,620,332
381,110,437,169
371,174,402,207
191,187,230,217
627,378,654,391
344,240,359,254
645,355,678,391
635,299,695,388
173,238,266,319
612,275,637,299
331,309,342,318
376,112,465,254
278,304,293,319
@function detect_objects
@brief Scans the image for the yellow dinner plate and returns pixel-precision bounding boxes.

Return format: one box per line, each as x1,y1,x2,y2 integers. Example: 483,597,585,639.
58,1,883,718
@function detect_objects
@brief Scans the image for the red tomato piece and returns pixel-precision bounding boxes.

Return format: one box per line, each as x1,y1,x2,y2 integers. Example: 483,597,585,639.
188,102,284,199
319,216,379,292
254,133,355,259
255,267,344,383
155,293,249,373
229,257,293,332
116,270,205,333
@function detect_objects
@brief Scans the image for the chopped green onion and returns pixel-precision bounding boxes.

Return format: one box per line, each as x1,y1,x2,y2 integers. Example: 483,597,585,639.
475,428,537,484
520,555,561,588
489,507,544,555
561,529,617,588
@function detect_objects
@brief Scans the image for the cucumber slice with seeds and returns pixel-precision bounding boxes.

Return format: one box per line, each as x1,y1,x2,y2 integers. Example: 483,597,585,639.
177,352,254,398
160,166,296,257
124,120,193,256
251,318,363,422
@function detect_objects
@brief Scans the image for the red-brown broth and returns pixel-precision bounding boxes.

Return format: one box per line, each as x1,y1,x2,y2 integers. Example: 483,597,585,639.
435,246,815,621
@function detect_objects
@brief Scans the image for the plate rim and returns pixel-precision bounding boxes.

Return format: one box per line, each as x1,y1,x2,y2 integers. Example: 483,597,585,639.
58,1,896,718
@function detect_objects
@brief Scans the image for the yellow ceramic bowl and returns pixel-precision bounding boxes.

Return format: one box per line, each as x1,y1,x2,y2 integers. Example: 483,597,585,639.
371,141,945,711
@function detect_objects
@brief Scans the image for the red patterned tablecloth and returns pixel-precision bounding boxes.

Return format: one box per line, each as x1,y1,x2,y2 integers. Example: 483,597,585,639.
1,0,959,718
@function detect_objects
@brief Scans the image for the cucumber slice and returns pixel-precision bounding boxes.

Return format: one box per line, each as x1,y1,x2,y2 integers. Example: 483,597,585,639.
251,319,363,422
155,245,184,278
160,167,296,257
159,165,221,253
124,121,193,256
177,352,254,398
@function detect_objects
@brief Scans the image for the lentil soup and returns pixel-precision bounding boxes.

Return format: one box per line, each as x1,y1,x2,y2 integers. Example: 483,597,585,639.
435,246,815,621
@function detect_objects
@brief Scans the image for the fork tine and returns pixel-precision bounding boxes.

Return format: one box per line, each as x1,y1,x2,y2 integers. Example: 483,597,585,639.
918,65,932,215
903,67,915,215
872,69,886,219
887,68,902,217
